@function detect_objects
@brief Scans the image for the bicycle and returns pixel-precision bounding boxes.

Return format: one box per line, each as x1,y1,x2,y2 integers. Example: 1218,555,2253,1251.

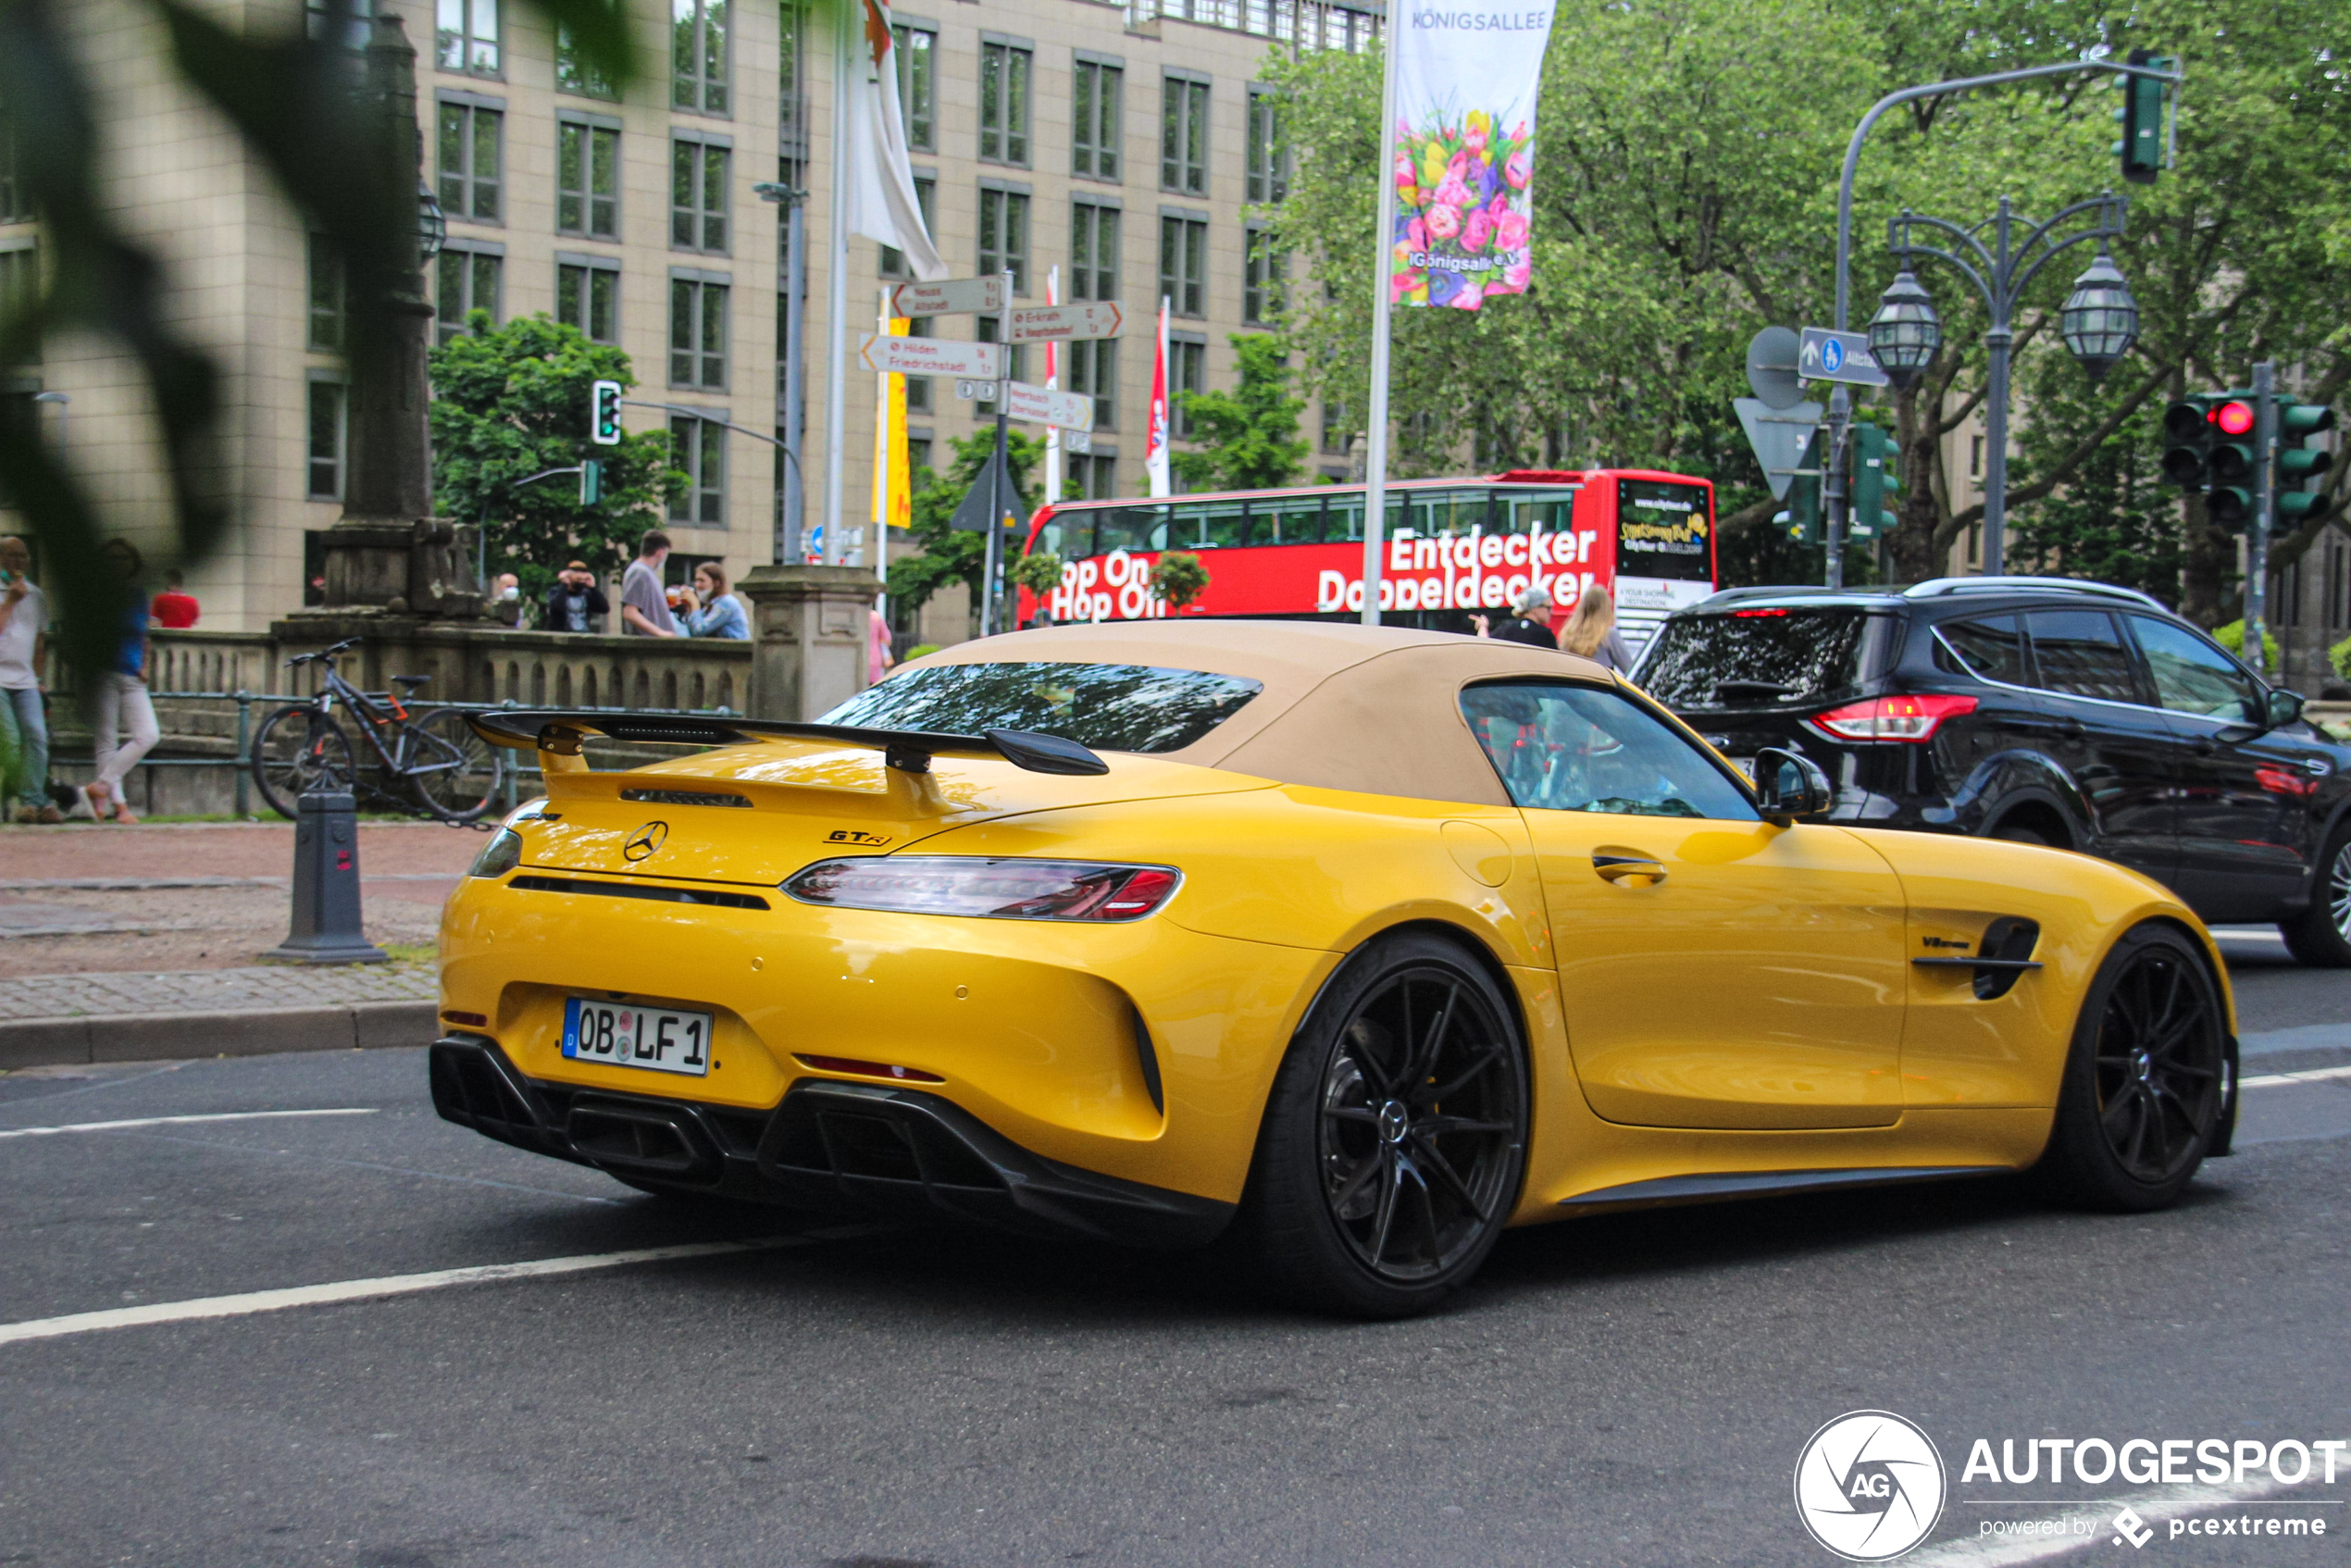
250,639,500,824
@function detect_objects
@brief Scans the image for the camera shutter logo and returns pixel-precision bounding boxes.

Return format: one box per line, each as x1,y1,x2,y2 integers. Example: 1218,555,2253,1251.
623,822,669,862
1794,1410,1947,1562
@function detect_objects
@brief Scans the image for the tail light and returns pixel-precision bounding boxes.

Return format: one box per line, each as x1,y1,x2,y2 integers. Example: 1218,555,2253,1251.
782,857,1183,921
1810,693,1978,742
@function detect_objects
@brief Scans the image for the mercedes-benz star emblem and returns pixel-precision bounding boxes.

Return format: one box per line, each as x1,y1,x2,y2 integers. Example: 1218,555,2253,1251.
623,821,669,862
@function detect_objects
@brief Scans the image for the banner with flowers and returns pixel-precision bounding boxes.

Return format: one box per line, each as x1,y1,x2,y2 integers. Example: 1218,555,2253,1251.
1389,3,1558,311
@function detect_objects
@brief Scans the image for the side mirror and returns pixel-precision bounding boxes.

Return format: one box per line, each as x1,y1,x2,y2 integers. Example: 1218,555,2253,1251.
2266,688,2306,731
1753,746,1835,823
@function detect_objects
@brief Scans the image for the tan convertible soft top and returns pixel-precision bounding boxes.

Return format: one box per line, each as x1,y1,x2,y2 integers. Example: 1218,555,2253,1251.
902,620,1615,808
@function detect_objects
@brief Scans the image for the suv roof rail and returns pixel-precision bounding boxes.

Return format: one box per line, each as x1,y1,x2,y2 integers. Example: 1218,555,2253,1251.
1901,576,2169,611
1698,584,1894,604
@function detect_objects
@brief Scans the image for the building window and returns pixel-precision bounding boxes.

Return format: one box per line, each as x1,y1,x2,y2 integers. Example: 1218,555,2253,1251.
1320,399,1350,455
435,0,499,75
434,246,502,343
1066,338,1116,430
0,118,26,222
670,277,728,388
978,186,1030,294
895,25,936,151
1071,199,1118,301
979,41,1032,167
555,24,618,97
1246,87,1288,204
880,177,936,279
903,317,933,413
306,235,344,353
557,121,620,239
669,415,726,524
1066,452,1116,500
672,0,730,115
1970,434,1984,479
1074,58,1122,181
1243,226,1286,325
437,102,502,223
1162,74,1209,195
305,0,373,49
558,259,619,343
1169,337,1205,439
671,138,729,252
306,378,346,500
908,435,934,475
1160,213,1207,317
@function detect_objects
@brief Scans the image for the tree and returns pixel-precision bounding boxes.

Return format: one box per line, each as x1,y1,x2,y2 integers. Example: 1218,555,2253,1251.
1171,334,1311,492
887,429,1047,616
426,313,684,603
1151,552,1211,611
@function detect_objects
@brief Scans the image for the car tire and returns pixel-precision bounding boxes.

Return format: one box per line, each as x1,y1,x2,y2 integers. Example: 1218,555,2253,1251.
1233,930,1529,1319
1991,821,2053,847
2279,821,2351,968
2033,922,2229,1213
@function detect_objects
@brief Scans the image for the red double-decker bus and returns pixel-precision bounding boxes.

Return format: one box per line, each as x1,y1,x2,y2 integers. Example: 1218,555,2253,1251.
1019,468,1719,650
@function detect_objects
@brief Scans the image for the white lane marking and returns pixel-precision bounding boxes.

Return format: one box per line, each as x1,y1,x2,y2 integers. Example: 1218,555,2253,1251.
1910,1477,2313,1566
2241,1064,2351,1089
0,1237,807,1347
0,1108,379,1141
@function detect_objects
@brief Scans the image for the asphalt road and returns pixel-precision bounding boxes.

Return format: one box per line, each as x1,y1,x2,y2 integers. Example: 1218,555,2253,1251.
1,935,2345,1568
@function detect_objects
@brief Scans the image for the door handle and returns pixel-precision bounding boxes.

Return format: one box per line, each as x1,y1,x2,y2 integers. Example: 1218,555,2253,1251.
2060,718,2086,739
1592,854,1667,887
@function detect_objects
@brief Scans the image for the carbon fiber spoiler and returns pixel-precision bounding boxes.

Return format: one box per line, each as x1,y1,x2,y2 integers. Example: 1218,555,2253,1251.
464,709,1109,777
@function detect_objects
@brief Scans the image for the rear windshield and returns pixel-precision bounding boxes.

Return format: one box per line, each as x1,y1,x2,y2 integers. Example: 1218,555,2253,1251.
1636,607,1884,709
821,662,1263,753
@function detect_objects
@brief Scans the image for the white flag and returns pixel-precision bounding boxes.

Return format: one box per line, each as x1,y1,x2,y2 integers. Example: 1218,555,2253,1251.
1145,297,1172,498
845,0,946,281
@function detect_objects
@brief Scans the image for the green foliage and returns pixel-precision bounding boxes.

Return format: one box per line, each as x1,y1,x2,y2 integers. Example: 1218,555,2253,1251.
2211,619,2279,669
888,429,1047,616
1008,551,1064,597
2330,633,2351,684
1170,335,1311,492
2008,355,2183,604
904,643,942,661
427,313,684,602
1151,552,1212,611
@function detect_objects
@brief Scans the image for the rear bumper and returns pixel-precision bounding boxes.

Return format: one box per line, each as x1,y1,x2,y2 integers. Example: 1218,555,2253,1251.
429,1036,1235,1249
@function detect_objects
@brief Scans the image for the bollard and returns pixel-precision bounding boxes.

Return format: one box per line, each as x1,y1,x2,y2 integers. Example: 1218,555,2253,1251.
233,691,252,819
263,789,389,964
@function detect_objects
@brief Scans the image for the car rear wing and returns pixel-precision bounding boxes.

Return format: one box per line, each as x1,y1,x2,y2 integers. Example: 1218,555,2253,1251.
464,709,1109,777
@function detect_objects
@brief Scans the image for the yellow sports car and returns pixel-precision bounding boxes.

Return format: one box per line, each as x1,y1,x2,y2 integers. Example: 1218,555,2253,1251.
433,622,2237,1317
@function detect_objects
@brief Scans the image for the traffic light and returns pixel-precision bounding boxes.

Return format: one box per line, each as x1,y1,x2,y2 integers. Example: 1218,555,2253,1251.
591,380,624,445
1851,424,1901,540
2114,50,2171,186
579,459,603,505
2205,395,2258,529
2161,394,2218,487
1785,429,1822,544
2274,400,2336,523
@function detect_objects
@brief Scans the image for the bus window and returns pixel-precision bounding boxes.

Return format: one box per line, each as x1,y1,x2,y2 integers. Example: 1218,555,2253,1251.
1412,489,1491,540
1495,488,1578,538
1251,498,1325,545
1194,500,1249,550
1616,479,1713,580
1094,504,1171,554
1036,516,1080,559
1323,494,1401,544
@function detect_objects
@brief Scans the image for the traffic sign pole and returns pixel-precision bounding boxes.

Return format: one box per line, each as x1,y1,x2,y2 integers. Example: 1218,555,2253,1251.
982,268,1014,638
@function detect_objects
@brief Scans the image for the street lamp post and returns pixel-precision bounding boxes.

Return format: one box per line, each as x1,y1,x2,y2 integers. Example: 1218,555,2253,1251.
1869,193,2139,574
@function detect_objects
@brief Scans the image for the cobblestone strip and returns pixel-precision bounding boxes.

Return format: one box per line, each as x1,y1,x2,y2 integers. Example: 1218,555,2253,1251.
1,966,439,1020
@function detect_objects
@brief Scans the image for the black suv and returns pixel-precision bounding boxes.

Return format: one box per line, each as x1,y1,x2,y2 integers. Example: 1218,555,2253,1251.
1635,577,2351,966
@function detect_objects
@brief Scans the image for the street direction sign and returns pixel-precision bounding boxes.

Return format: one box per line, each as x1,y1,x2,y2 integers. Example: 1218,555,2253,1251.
953,378,1095,432
1005,302,1124,344
1798,327,1889,388
1734,397,1825,501
888,276,1004,317
1061,430,1092,454
1745,327,1804,410
858,332,1001,380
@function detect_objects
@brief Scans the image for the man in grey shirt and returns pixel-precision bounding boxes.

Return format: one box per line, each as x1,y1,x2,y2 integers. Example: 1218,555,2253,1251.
618,530,678,637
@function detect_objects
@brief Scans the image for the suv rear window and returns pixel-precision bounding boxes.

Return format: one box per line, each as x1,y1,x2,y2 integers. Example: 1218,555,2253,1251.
1636,607,1883,709
822,661,1263,753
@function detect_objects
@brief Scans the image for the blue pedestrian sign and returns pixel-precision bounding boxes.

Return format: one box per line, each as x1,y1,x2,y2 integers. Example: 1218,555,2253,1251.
1798,328,1889,389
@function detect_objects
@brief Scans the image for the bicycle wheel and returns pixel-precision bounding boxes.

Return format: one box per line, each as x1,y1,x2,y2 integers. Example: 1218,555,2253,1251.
251,705,355,820
406,708,501,823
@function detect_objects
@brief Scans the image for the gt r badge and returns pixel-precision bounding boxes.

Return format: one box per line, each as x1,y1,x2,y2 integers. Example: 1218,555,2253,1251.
826,828,892,846
623,821,669,861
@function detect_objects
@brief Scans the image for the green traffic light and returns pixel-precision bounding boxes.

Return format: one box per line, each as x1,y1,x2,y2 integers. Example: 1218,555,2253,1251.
2118,51,2170,185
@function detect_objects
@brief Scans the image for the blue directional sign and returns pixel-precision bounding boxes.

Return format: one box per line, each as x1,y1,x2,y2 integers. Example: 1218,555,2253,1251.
1798,328,1889,389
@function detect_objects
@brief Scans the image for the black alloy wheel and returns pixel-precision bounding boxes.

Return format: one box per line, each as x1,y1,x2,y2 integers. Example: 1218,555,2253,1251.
2279,824,2351,967
2036,923,2227,1210
1238,932,1528,1317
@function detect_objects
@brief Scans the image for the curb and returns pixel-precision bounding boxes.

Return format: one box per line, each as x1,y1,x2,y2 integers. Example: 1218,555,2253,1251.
0,1001,440,1070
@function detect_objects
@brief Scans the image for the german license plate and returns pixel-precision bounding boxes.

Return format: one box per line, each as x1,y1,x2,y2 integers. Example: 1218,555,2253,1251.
562,998,713,1076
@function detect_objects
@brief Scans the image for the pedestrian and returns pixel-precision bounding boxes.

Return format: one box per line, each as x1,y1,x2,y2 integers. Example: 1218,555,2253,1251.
678,563,749,639
543,560,609,633
151,569,201,628
1559,582,1634,673
618,531,679,637
868,607,896,684
84,539,158,825
1474,586,1560,650
0,535,61,824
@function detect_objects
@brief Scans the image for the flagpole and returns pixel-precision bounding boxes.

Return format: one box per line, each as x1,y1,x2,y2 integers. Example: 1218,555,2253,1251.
1043,265,1063,508
1360,14,1402,626
820,0,853,567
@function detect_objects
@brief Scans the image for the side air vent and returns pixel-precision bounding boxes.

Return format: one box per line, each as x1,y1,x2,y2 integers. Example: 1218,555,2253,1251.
621,789,753,808
508,875,770,911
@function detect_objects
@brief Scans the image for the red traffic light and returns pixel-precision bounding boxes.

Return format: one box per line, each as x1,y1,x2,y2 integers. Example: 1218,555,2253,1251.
2212,399,2256,437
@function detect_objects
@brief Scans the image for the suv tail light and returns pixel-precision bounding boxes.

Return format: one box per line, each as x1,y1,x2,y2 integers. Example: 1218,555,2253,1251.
1810,693,1978,742
782,857,1182,921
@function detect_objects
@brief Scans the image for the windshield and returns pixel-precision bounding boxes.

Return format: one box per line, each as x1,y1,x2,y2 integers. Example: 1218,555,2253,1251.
1616,480,1714,582
1636,607,1883,710
822,662,1263,753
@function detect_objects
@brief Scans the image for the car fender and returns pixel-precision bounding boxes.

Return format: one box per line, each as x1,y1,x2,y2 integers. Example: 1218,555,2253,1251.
1928,749,2090,844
